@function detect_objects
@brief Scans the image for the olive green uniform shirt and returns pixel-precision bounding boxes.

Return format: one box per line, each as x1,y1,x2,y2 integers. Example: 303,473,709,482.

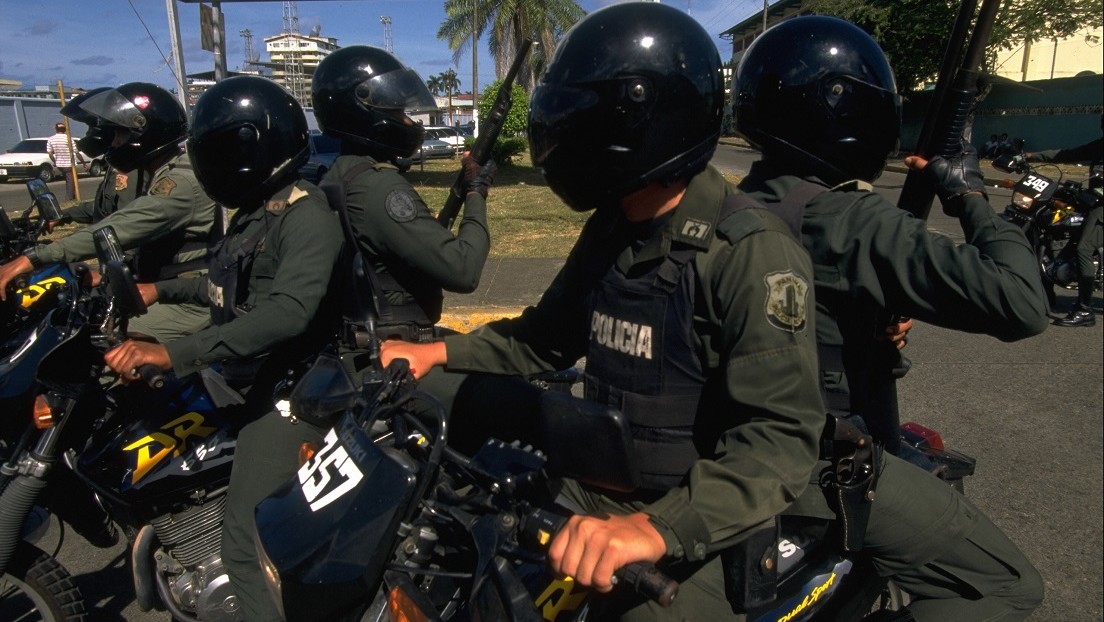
36,151,214,266
738,163,1048,366
156,179,342,378
443,166,825,563
328,155,489,313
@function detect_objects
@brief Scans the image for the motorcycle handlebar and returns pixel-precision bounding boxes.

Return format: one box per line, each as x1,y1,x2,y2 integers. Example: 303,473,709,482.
133,364,166,390
523,508,679,607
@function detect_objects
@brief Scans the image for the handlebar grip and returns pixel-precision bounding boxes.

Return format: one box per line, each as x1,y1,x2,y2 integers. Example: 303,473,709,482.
135,364,166,390
613,562,679,608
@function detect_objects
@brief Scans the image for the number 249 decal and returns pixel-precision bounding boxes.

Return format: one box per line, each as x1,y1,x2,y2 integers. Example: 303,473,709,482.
298,427,365,512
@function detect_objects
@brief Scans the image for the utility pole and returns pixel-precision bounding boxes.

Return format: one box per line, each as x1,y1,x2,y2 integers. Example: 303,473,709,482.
165,0,189,109
380,16,393,54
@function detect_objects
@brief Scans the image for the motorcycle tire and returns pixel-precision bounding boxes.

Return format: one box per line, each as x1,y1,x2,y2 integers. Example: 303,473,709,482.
0,541,87,622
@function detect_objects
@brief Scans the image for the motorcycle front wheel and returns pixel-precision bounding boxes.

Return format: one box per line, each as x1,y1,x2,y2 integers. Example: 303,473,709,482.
0,541,87,621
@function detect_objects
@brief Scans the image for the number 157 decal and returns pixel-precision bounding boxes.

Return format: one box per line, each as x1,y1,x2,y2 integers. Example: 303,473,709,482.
298,427,365,512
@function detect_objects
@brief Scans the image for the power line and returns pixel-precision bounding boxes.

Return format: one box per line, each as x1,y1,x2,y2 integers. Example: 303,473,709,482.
126,0,178,85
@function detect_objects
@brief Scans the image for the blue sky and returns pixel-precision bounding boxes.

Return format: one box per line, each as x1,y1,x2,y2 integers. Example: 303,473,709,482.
0,0,761,94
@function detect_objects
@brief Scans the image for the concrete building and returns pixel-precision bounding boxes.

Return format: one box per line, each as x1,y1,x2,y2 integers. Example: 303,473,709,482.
263,32,339,106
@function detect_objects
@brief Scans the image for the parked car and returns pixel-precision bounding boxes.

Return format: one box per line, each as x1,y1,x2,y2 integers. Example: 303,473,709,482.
298,131,342,183
396,137,455,172
423,126,468,154
0,137,104,183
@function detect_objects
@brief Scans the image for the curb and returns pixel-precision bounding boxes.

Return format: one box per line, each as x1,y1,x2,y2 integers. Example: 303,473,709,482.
438,308,525,333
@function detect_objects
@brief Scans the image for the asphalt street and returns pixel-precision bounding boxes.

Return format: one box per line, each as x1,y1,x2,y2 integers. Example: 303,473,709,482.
6,144,1103,620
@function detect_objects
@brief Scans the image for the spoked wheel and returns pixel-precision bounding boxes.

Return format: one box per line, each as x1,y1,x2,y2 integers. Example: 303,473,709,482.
0,542,87,621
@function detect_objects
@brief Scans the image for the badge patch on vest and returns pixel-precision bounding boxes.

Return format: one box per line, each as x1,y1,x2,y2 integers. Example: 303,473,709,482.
114,173,128,191
764,271,809,333
149,176,177,196
385,190,418,223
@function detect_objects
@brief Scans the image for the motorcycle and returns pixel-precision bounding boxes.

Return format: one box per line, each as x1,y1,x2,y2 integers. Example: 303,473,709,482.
993,155,1104,304
252,347,977,622
0,227,249,622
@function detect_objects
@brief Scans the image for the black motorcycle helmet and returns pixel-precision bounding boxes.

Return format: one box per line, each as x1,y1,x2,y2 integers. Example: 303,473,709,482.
78,82,187,172
186,76,310,209
312,46,437,161
732,15,901,185
61,87,113,158
527,2,724,212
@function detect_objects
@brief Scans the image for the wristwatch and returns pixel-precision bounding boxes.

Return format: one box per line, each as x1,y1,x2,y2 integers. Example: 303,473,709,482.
23,246,43,269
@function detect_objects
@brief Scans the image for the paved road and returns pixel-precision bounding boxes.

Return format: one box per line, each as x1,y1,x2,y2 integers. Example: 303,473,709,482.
19,144,1104,620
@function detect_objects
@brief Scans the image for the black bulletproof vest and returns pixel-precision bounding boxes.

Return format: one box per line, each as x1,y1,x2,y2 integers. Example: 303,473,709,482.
207,209,274,326
328,160,442,341
583,234,707,491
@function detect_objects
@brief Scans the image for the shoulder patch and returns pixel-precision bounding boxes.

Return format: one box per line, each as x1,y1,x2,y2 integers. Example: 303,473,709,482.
716,209,767,243
148,176,177,196
385,189,419,223
763,270,809,333
114,173,128,192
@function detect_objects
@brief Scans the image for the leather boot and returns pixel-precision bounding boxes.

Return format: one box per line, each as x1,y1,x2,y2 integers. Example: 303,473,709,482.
1055,278,1098,327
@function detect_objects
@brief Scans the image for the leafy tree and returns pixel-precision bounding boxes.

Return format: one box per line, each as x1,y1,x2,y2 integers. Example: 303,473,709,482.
805,0,1102,92
476,79,530,162
437,0,586,91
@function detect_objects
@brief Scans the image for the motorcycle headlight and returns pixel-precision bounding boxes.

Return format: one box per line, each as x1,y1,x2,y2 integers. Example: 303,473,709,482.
254,531,286,621
1011,193,1034,210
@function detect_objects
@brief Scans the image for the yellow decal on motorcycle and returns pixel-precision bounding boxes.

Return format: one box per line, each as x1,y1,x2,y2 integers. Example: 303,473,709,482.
777,572,836,622
18,276,67,308
123,412,217,484
535,576,588,622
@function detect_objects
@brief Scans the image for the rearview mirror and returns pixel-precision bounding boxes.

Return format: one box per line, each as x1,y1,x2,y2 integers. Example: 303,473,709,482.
289,353,359,423
26,179,63,222
103,260,147,318
92,226,126,265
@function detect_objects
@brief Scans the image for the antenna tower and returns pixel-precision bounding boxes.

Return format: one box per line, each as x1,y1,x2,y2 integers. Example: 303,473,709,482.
239,28,258,70
380,16,393,53
282,1,307,104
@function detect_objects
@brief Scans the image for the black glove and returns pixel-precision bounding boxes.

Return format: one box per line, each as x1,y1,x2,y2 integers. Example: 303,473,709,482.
461,156,497,199
922,141,988,217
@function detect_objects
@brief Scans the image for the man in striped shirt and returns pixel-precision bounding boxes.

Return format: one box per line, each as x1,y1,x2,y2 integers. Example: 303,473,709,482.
46,122,77,200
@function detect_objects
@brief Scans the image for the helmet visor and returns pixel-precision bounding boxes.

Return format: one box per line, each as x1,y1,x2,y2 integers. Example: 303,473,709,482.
358,68,437,113
78,89,151,133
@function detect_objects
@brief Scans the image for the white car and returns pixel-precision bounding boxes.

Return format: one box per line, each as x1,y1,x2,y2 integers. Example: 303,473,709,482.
422,126,468,154
0,137,104,183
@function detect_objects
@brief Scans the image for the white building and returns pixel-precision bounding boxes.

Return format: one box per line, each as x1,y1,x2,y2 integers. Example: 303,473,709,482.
264,32,339,106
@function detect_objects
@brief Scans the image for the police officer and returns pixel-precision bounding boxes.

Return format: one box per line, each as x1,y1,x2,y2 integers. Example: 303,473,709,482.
55,87,141,225
103,76,343,621
733,15,1044,620
0,82,215,343
384,5,824,618
1022,127,1103,327
312,46,494,345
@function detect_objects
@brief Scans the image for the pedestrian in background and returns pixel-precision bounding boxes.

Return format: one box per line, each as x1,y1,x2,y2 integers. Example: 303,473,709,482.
46,121,77,201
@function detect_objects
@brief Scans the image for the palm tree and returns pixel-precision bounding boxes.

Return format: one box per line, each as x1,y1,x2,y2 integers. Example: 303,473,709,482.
437,0,586,91
426,70,463,125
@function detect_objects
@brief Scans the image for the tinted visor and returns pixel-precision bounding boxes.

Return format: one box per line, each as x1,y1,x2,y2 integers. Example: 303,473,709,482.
78,89,149,133
357,68,437,113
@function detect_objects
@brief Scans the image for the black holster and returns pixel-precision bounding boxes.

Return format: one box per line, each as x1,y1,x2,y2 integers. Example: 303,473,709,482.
821,414,882,552
721,517,780,612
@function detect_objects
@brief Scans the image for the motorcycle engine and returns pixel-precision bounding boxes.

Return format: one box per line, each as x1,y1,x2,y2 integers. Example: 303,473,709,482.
151,494,243,622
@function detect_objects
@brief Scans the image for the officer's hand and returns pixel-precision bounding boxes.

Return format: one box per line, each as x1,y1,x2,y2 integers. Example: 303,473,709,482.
379,340,447,380
880,317,914,350
548,512,666,593
905,141,987,217
0,256,34,302
461,155,497,199
137,283,159,306
104,340,172,382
